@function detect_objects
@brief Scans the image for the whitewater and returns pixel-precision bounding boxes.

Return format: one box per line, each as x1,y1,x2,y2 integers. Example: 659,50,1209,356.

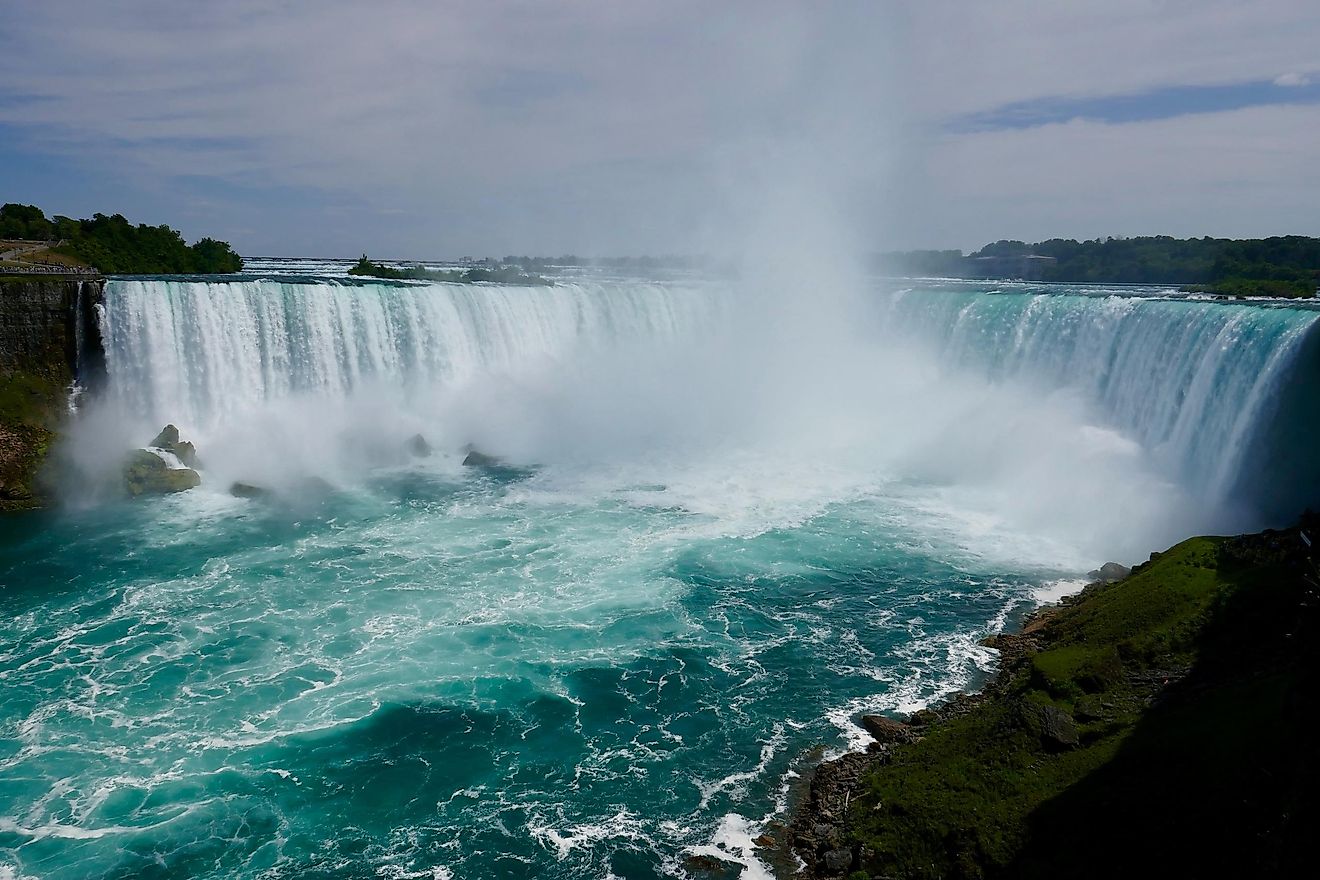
2,267,1317,879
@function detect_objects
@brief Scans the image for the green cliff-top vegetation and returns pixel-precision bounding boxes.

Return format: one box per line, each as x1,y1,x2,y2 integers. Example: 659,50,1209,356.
830,526,1318,878
1,203,242,274
881,235,1320,297
349,255,550,286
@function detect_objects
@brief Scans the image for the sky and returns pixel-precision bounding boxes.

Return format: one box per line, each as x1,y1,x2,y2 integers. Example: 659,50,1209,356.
0,1,1317,258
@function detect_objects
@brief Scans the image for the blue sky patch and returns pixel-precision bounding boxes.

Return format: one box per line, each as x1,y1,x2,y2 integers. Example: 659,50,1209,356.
951,75,1320,132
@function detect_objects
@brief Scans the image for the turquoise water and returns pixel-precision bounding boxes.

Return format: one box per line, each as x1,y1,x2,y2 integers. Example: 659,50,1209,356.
1,463,1044,879
2,274,1318,878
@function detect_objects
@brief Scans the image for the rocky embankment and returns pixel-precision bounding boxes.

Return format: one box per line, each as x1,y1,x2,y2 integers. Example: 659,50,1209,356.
789,518,1320,879
0,276,103,509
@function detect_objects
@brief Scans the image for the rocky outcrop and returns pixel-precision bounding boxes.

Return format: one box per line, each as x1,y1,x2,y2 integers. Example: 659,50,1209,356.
406,433,432,458
123,449,201,496
789,752,870,876
123,425,201,497
462,446,501,467
1019,700,1080,750
0,277,104,510
150,424,199,468
860,714,913,744
1086,561,1131,583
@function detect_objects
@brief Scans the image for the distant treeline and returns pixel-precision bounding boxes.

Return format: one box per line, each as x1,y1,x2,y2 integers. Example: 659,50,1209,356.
0,203,243,274
880,236,1320,297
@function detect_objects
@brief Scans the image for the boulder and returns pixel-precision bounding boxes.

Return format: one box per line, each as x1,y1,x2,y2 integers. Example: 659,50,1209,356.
229,481,270,499
681,853,741,879
406,433,432,458
823,847,854,875
860,714,911,743
149,425,180,449
462,446,501,467
1018,700,1080,750
172,440,198,469
148,424,200,469
1087,561,1131,584
1039,704,1080,749
124,449,200,496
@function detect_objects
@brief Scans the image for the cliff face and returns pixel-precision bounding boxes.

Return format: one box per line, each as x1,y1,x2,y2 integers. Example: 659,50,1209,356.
0,276,104,509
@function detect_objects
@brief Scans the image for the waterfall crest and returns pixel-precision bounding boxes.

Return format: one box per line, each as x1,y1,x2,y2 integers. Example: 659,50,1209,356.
101,278,720,429
98,278,1320,522
882,286,1320,518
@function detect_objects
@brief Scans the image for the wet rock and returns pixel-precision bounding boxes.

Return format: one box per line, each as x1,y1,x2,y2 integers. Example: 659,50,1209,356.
148,424,200,468
149,424,180,449
172,440,198,469
123,449,200,496
229,481,270,499
753,834,775,848
462,446,501,467
682,853,741,879
861,714,911,743
406,433,432,458
1087,561,1131,583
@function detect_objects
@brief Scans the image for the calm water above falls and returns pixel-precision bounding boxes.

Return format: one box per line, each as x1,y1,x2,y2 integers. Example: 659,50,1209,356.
2,274,1317,878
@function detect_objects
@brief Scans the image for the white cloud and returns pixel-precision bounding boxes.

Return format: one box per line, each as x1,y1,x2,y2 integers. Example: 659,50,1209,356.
0,1,903,255
0,1,1316,254
1274,72,1311,87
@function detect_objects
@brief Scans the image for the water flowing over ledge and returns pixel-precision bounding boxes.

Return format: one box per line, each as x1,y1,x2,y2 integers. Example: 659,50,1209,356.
100,278,722,429
100,277,1320,523
880,286,1320,520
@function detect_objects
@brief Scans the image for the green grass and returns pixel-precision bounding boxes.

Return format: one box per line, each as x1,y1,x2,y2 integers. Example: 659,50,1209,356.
0,370,67,427
840,533,1315,878
1043,537,1225,662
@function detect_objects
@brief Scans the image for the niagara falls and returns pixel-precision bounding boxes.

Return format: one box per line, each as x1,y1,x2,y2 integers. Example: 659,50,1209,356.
3,4,1319,879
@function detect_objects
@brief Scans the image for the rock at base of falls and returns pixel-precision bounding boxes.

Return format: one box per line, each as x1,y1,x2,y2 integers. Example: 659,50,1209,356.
461,445,501,467
229,481,270,499
123,449,201,496
406,433,432,458
149,424,200,468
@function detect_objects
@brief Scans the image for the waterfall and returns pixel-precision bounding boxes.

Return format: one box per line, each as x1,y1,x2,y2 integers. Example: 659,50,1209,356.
100,278,721,429
97,277,1320,522
881,285,1320,519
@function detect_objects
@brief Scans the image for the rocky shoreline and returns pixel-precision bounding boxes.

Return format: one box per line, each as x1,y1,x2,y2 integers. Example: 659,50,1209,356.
784,519,1320,878
785,631,1034,876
